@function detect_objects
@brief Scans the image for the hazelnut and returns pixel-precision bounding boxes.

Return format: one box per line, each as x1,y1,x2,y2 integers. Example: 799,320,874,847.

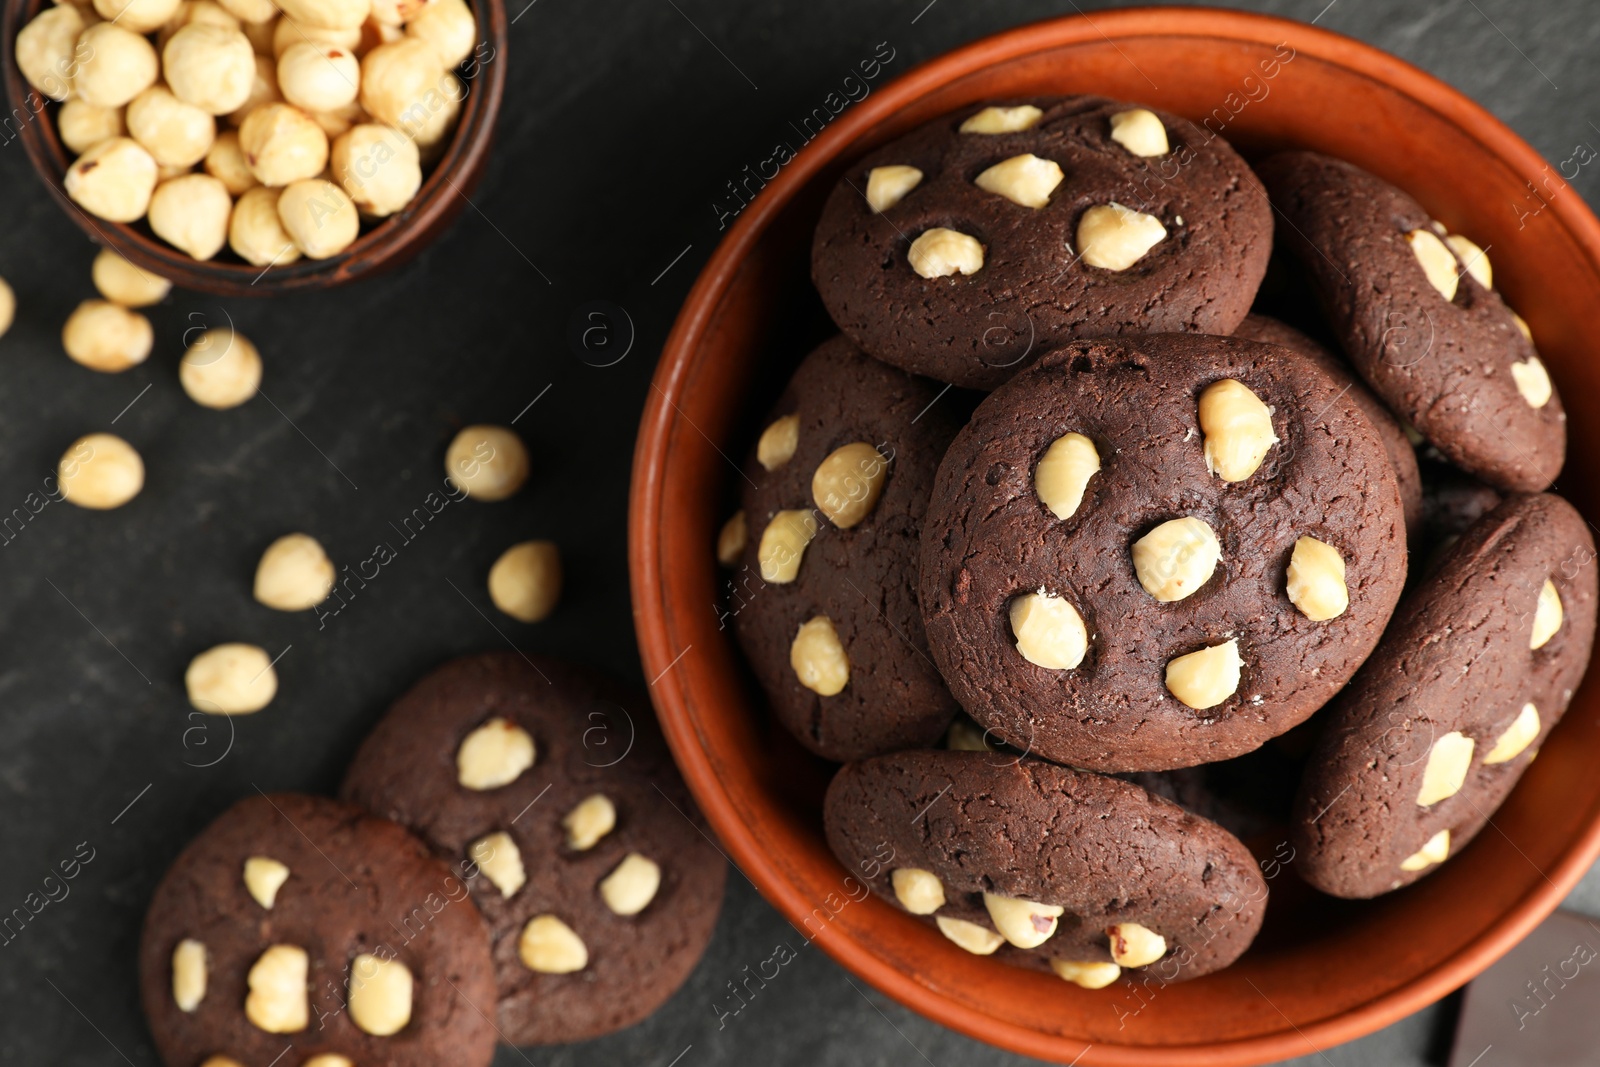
204,129,259,194
1108,108,1169,157
1035,432,1100,520
984,891,1064,949
278,41,360,111
1107,922,1166,968
243,855,290,908
715,510,746,567
757,509,818,583
58,99,127,154
331,122,421,216
890,868,945,915
1009,591,1087,670
405,0,474,67
127,85,216,168
444,424,528,500
1131,516,1221,603
229,185,302,266
469,831,525,897
1446,234,1491,288
359,37,443,129
790,615,849,696
94,0,181,34
203,1058,247,1067
370,0,429,25
1285,535,1348,621
73,25,160,109
347,954,412,1036
272,16,363,58
974,153,1063,209
1399,828,1450,872
561,793,615,851
1531,578,1563,648
945,717,996,752
1199,378,1278,482
276,177,360,258
934,915,1004,955
864,164,921,213
0,278,13,339
308,99,367,138
16,6,85,102
65,137,158,221
456,716,535,790
599,852,661,916
244,944,309,1033
1511,355,1553,409
277,0,372,31
1051,959,1122,989
519,915,587,974
1407,228,1459,301
171,938,207,1011
226,53,282,127
62,299,153,372
217,0,277,23
1077,202,1166,271
487,539,561,622
755,413,799,470
59,432,144,509
239,102,329,185
959,104,1042,134
149,173,233,259
1164,639,1241,710
1512,311,1533,340
396,70,460,159
185,642,278,714
302,1058,353,1067
158,1,243,50
908,227,984,279
812,441,888,528
253,532,335,609
1484,702,1539,765
1416,731,1474,806
91,248,170,307
164,23,256,114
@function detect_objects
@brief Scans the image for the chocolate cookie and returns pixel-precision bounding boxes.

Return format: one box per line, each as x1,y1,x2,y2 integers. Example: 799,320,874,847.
1233,313,1424,539
823,750,1266,985
812,96,1272,389
1293,493,1597,898
732,336,962,761
339,653,726,1045
1258,151,1566,491
140,793,498,1067
921,333,1409,771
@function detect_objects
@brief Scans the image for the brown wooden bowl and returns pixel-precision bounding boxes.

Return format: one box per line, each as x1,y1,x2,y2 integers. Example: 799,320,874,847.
1,0,505,296
630,7,1600,1065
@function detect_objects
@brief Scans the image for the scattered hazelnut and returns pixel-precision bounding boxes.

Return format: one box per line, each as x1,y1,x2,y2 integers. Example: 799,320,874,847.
244,944,309,1033
1034,432,1100,520
65,137,159,222
469,831,525,897
959,104,1042,134
1399,828,1450,872
0,278,13,339
91,248,170,307
1416,731,1474,806
756,413,799,470
1108,108,1169,157
1051,959,1122,989
562,793,616,851
974,152,1063,209
1198,378,1278,482
599,852,661,916
444,424,529,500
715,510,746,567
1407,228,1459,301
331,122,421,216
757,509,818,583
1164,639,1242,710
185,642,278,714
272,16,363,58
239,102,329,186
1285,535,1348,621
229,185,302,266
812,441,888,528
59,99,128,155
405,0,474,67
934,915,1005,955
73,25,160,109
226,53,282,127
984,891,1064,949
59,432,144,509
16,6,86,102
518,914,587,974
204,129,259,194
890,868,945,915
347,953,412,1036
164,23,256,114
127,85,216,168
277,0,372,31
1484,702,1539,764
864,164,921,213
1009,591,1087,670
487,539,561,622
1131,516,1221,603
278,41,360,111
1531,578,1563,648
171,938,207,1011
456,716,535,790
277,177,360,257
1077,202,1166,271
908,227,984,279
790,615,849,696
1511,355,1553,409
95,0,182,34
1107,922,1166,968
243,855,290,908
1446,234,1491,288
359,37,444,129
148,173,233,259
62,299,153,372
253,533,335,610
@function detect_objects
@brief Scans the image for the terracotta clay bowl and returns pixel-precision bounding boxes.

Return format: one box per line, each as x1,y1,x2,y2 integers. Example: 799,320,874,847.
631,7,1600,1065
1,0,506,296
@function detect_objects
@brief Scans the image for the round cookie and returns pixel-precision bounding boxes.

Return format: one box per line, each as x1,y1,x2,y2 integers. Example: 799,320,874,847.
339,652,726,1046
824,750,1267,984
733,335,962,761
1233,313,1424,540
1258,151,1565,491
920,333,1409,771
811,96,1272,389
1292,492,1597,898
140,793,498,1067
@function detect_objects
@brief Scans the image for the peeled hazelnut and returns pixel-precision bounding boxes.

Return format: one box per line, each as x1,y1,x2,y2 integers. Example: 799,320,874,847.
0,279,12,339
456,716,535,790
164,23,256,114
1511,356,1553,409
229,186,302,266
1531,578,1563,648
984,892,1064,949
1051,959,1122,989
1199,378,1278,482
974,153,1063,209
331,122,421,216
347,954,412,1036
178,322,260,399
519,915,587,974
73,26,159,109
1407,228,1459,301
253,532,335,610
959,104,1042,133
171,938,207,1011
240,103,329,185
562,793,616,851
279,176,361,256
487,539,561,622
1164,639,1242,710
302,1057,354,1067
444,424,529,500
203,1057,248,1067
1484,702,1539,764
59,99,127,154
469,831,525,897
1132,516,1221,603
65,137,158,221
227,53,282,126
94,0,181,33
600,852,662,916
1416,731,1474,806
1399,828,1451,872
946,717,997,752
62,299,152,372
1108,108,1168,157
91,248,170,307
149,174,233,260
1009,591,1087,670
1285,535,1348,621
935,915,1005,955
1107,922,1166,968
790,615,850,696
160,0,244,45
16,6,85,102
716,510,746,567
405,0,474,67
245,944,309,1033
1078,202,1165,271
812,441,888,528
205,129,259,194
891,868,945,915
278,41,360,111
757,509,818,583
1446,234,1491,288
243,855,290,908
186,642,278,714
273,16,363,57
359,37,444,128
59,432,144,509
1512,311,1533,340
865,164,921,213
1035,432,1100,520
277,0,372,30
403,70,461,159
127,85,215,168
908,227,984,279
756,413,799,470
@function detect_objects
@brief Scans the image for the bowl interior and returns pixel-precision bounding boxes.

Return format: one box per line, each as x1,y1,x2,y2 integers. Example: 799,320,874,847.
631,8,1600,1066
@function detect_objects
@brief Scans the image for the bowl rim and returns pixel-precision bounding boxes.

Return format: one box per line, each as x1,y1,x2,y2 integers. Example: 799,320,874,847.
630,7,1600,1064
0,0,507,296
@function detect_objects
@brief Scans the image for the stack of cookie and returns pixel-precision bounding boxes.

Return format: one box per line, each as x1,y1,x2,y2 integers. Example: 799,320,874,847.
724,96,1597,989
